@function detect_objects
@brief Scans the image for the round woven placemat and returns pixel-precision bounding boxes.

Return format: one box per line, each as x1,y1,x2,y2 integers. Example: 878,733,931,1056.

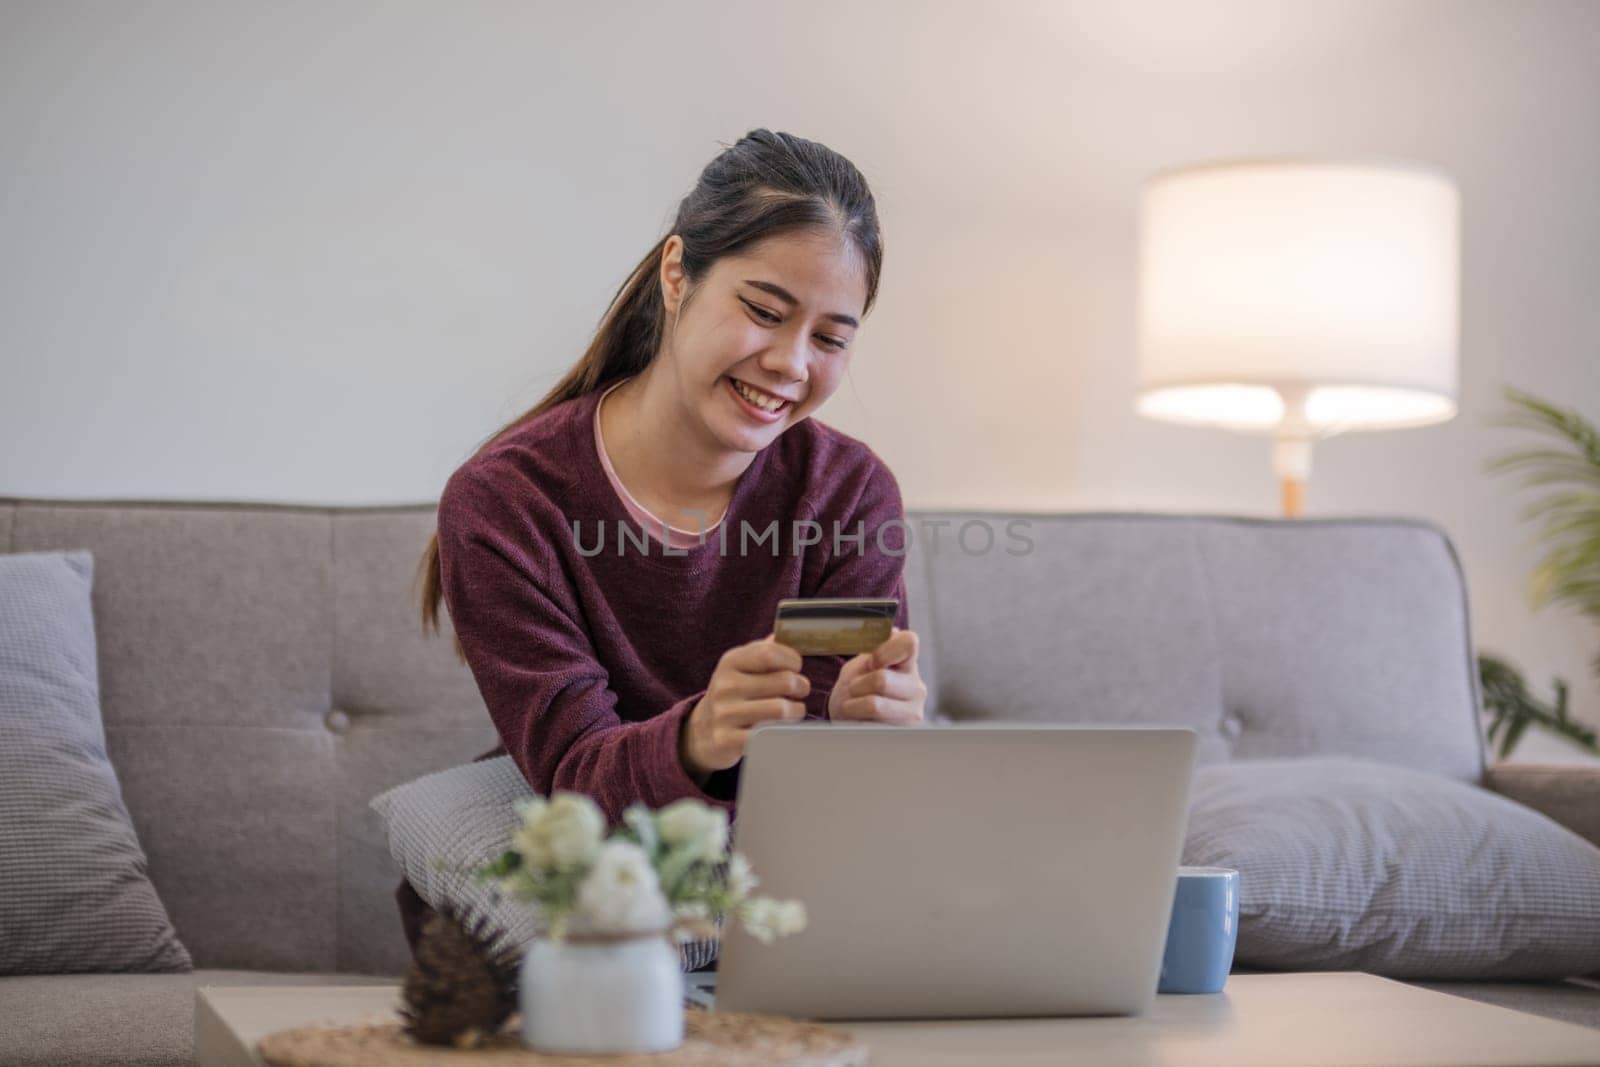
257,1008,868,1066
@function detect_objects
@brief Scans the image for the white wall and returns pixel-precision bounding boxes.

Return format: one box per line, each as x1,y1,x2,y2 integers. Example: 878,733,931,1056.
3,0,1598,760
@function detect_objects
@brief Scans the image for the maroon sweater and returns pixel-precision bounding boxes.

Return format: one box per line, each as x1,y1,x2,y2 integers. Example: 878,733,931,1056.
435,382,911,825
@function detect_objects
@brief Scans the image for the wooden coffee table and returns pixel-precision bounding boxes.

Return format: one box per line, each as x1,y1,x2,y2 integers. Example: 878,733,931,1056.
196,972,1600,1066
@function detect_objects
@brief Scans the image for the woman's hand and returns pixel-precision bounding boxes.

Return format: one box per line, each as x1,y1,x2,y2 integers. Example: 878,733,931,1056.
828,626,927,725
681,634,810,779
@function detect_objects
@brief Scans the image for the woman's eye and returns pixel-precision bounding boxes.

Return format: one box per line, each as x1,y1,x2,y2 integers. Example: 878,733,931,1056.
744,301,780,324
745,300,848,350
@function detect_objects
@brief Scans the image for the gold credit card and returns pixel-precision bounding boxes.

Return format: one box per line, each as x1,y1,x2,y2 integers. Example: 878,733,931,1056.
774,597,898,656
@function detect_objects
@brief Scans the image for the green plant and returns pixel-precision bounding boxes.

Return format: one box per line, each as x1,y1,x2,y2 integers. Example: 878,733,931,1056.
470,793,804,945
1478,652,1598,760
1479,385,1600,758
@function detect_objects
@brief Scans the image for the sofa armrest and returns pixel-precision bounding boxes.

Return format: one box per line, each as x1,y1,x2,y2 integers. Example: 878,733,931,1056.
1484,763,1600,849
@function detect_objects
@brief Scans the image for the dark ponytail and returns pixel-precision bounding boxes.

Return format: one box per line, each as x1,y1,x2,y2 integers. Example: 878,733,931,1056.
419,129,884,659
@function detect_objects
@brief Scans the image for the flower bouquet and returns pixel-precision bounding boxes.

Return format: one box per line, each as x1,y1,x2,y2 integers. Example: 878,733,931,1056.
472,792,804,1054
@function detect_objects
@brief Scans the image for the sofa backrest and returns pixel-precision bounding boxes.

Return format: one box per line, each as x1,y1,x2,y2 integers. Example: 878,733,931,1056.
0,500,1485,976
903,512,1485,782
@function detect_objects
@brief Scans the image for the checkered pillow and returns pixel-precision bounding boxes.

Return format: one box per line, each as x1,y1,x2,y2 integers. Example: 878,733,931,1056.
1183,757,1600,979
0,550,191,974
371,755,720,971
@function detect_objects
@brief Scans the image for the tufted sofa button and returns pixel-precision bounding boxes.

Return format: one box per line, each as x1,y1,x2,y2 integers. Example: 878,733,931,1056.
324,709,351,735
1220,714,1243,740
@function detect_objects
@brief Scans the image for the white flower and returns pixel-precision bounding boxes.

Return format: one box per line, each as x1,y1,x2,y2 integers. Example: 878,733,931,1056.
513,792,605,873
621,803,659,857
670,900,719,944
773,899,806,937
656,799,729,864
575,841,671,934
727,852,759,900
742,899,780,944
675,900,712,921
741,896,807,944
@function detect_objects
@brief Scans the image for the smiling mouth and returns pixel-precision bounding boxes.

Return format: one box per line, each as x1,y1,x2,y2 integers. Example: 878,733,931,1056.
727,376,794,415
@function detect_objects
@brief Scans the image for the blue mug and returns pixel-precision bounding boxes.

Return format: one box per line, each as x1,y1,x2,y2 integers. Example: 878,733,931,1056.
1158,866,1239,994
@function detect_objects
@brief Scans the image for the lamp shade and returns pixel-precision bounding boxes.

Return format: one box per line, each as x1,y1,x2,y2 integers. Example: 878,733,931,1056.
1135,160,1460,436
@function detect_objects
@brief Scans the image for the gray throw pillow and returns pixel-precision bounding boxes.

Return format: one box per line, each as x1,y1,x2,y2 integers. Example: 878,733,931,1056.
1183,757,1600,979
0,550,191,974
371,755,719,971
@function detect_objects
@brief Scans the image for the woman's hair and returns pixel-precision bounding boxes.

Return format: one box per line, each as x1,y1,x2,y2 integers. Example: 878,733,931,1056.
418,128,883,659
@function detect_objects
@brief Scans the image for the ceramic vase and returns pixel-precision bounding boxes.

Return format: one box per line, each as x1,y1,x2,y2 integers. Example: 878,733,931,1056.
518,930,683,1054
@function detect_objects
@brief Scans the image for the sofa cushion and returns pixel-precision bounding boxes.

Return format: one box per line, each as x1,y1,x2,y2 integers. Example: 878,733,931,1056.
913,516,1485,782
1184,757,1600,979
0,550,190,974
1409,978,1600,1032
370,755,719,971
370,756,537,952
0,969,385,1067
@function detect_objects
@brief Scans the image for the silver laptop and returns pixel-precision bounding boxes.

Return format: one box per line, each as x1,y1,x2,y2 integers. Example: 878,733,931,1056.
698,722,1198,1021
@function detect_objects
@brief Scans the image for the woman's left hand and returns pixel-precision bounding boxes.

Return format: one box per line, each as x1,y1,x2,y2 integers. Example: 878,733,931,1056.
827,626,927,725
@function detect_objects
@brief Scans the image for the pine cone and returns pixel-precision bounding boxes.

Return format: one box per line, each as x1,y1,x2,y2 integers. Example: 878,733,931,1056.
399,902,521,1048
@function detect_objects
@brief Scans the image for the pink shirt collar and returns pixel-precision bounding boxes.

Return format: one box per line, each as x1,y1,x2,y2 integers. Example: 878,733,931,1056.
593,378,727,549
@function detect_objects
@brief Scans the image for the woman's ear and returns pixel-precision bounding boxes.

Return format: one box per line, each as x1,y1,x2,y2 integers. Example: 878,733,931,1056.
659,235,687,318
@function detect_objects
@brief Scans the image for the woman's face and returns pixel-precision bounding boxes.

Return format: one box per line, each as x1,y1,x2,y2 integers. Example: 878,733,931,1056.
659,229,869,453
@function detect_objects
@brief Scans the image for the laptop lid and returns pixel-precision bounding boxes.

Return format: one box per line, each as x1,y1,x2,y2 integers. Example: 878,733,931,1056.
715,723,1198,1020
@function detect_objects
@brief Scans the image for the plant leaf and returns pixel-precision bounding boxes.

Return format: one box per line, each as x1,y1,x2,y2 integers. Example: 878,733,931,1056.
1498,712,1531,760
1485,451,1600,491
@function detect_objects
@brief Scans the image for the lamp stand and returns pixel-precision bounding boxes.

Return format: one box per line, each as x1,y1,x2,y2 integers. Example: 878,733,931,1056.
1272,436,1313,519
1280,476,1305,518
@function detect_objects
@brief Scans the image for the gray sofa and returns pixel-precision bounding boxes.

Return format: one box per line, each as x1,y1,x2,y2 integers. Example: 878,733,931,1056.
2,498,1598,1065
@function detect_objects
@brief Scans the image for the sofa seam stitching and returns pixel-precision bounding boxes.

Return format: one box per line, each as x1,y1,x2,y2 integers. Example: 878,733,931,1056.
914,507,946,721
329,512,342,974
1190,521,1229,744
1431,524,1490,781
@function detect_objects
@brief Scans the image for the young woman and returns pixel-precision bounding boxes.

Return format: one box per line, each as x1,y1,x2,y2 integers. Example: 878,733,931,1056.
403,129,927,964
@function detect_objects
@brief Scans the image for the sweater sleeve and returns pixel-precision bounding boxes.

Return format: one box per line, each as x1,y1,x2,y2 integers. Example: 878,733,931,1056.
800,457,912,721
436,468,733,823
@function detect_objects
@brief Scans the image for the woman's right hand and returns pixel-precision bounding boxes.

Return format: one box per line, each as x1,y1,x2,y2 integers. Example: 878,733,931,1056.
680,633,811,779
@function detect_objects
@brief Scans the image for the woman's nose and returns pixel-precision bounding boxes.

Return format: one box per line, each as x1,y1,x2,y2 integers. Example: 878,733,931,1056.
761,328,809,383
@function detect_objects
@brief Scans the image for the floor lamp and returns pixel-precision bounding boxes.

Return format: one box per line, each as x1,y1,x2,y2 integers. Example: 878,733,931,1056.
1134,159,1461,517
